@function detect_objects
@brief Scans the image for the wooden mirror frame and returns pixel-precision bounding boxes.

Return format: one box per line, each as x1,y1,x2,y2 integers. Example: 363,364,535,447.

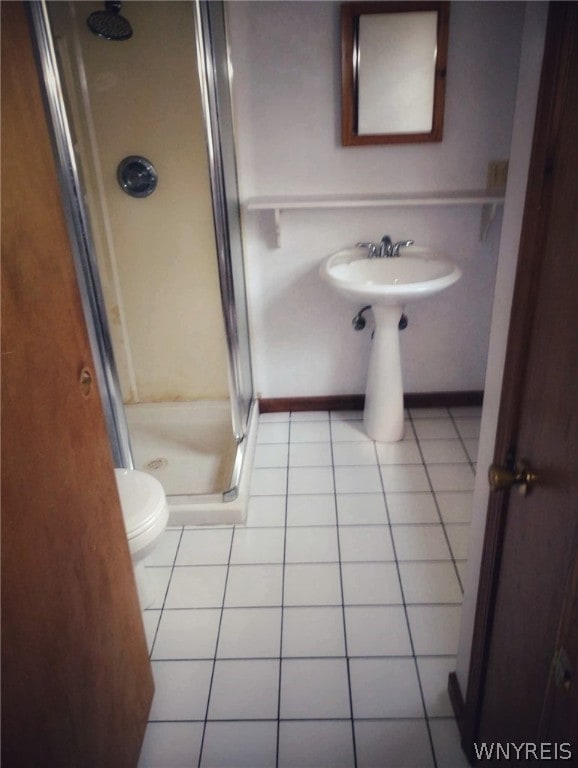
341,1,450,146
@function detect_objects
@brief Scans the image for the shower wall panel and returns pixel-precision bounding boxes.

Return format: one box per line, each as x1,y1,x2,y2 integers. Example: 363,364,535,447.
57,1,230,403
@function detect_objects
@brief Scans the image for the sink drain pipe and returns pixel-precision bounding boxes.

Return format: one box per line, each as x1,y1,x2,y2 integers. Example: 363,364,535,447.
352,306,408,331
352,305,372,331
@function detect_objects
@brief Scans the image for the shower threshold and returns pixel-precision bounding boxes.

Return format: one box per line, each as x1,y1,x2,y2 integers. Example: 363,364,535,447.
125,399,258,526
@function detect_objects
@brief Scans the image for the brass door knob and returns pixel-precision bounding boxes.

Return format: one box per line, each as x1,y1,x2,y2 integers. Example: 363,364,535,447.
488,460,538,496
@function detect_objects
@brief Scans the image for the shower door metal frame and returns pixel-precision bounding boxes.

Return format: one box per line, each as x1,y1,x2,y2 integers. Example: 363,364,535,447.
28,0,134,469
194,0,254,443
29,0,255,500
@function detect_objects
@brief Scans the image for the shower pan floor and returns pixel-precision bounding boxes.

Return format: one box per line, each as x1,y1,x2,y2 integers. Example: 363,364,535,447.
125,401,237,498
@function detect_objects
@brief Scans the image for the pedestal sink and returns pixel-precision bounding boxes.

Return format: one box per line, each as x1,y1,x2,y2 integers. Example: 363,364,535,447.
320,245,462,441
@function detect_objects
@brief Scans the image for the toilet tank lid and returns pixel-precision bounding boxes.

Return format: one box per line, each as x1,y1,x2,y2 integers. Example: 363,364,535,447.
114,468,167,535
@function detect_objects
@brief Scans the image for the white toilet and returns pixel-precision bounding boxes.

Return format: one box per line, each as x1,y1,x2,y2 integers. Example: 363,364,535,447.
114,468,169,609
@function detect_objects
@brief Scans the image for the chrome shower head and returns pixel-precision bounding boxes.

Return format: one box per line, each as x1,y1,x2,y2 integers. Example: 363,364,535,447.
87,1,132,41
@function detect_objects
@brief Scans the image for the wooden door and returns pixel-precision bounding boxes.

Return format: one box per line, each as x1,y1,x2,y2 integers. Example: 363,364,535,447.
462,2,578,760
1,3,154,766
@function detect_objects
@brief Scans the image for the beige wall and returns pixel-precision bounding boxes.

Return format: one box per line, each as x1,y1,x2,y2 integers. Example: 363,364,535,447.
53,1,230,403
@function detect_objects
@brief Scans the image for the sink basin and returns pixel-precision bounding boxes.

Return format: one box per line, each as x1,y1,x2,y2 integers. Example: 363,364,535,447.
320,244,462,442
320,245,462,307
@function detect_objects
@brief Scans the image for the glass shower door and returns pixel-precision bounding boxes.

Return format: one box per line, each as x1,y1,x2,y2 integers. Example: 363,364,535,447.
196,0,254,441
33,0,254,503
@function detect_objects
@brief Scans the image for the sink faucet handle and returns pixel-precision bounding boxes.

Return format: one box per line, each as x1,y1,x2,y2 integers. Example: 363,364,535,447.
391,239,414,257
357,242,378,258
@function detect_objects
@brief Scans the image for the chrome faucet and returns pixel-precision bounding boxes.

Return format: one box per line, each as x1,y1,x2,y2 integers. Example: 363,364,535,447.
379,235,415,257
379,235,393,258
357,236,414,258
390,239,414,257
356,241,378,258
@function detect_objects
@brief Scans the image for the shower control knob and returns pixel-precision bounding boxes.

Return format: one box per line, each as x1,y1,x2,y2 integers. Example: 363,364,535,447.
117,156,158,198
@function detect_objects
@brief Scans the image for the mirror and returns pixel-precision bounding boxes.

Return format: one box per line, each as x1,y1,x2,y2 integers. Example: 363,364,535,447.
341,2,449,145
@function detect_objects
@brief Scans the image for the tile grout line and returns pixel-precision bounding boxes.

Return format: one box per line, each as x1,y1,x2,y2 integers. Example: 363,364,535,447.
446,409,478,592
153,551,464,564
148,652,458,662
412,412,468,594
275,414,291,768
169,710,455,719
379,414,439,768
147,525,186,660
328,413,359,768
448,409,479,473
196,526,235,768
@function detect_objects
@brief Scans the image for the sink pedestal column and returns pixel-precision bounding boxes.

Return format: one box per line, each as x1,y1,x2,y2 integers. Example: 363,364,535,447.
363,305,405,442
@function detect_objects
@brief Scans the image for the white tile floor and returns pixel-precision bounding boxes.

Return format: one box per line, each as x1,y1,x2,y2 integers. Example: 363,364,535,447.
138,407,479,768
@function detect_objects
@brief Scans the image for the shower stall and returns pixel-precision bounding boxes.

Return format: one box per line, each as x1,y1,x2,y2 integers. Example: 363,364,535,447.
32,0,257,525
